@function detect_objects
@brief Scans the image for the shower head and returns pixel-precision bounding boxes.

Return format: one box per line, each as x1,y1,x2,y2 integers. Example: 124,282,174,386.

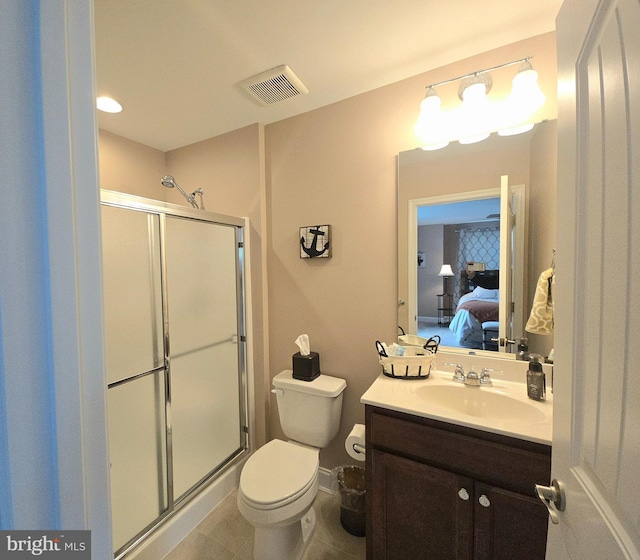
159,175,202,209
161,175,177,189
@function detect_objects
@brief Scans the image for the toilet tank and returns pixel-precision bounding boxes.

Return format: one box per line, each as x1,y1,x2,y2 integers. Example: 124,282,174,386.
272,370,346,448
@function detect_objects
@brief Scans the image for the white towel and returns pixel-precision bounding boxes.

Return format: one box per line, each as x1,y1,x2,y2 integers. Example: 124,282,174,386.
525,268,554,335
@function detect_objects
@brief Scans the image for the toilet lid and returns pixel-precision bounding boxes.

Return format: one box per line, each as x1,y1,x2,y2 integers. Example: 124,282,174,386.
240,439,318,508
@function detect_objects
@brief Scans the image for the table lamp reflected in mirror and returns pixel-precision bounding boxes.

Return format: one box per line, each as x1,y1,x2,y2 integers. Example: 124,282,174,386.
438,264,454,295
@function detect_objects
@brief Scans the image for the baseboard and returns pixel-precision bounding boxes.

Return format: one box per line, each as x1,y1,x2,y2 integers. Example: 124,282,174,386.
318,466,334,495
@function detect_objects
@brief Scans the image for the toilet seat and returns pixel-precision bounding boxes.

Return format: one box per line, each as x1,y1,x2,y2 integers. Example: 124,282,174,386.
240,439,318,510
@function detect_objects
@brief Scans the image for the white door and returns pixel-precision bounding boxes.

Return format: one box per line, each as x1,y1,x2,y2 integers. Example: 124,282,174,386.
498,176,526,353
498,175,513,353
548,0,640,558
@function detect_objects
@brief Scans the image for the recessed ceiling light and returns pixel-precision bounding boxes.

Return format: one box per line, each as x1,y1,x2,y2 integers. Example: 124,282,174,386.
96,96,122,113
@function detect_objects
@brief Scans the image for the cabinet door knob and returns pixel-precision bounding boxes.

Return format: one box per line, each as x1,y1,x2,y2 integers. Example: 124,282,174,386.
458,488,470,500
478,494,491,507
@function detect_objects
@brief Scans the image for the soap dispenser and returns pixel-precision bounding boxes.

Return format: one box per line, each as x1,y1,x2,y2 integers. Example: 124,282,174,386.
526,354,546,401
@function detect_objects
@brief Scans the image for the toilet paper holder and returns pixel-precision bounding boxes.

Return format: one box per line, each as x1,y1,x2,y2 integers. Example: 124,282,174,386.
346,423,366,461
351,443,366,457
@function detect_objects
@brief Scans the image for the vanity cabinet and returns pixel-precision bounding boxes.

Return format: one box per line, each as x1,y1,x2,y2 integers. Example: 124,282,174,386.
365,406,551,560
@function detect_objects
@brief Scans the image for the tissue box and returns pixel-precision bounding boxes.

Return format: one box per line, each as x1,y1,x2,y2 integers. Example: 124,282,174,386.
292,352,320,381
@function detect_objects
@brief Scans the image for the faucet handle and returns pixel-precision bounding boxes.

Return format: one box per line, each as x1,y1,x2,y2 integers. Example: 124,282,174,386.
479,367,501,386
444,363,465,383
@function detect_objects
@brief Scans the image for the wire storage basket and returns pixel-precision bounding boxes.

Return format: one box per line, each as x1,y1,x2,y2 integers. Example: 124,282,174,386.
376,341,436,379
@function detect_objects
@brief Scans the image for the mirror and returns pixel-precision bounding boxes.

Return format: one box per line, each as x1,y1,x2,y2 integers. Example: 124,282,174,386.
398,120,557,358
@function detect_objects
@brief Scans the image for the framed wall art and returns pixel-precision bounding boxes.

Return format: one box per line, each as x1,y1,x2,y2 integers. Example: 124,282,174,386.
300,225,331,259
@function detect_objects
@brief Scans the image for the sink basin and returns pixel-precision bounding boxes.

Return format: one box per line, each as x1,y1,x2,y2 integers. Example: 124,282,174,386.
414,384,546,423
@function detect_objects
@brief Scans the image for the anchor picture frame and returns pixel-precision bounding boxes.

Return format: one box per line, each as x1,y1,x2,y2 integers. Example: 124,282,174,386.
300,225,331,259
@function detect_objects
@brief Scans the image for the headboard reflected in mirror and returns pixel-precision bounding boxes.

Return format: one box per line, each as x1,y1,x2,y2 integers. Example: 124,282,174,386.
463,269,499,293
397,120,557,359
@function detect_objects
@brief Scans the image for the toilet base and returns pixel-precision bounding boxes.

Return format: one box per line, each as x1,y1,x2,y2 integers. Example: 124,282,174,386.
252,506,316,560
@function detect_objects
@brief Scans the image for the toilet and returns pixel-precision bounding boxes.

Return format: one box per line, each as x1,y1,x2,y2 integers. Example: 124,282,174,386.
237,370,347,560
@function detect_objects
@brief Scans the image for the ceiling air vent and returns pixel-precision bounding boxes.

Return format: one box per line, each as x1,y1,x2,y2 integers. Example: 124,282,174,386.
239,65,309,106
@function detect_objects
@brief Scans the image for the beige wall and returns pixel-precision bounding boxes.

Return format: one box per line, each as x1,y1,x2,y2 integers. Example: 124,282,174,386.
98,129,168,199
418,224,443,317
265,32,557,469
98,31,558,471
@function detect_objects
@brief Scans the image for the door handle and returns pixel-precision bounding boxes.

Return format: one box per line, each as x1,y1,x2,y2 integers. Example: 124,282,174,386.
535,479,566,524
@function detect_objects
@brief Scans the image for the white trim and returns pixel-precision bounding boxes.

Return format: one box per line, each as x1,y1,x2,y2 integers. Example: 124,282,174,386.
318,467,335,495
408,188,500,339
0,0,111,548
41,0,112,552
243,217,256,454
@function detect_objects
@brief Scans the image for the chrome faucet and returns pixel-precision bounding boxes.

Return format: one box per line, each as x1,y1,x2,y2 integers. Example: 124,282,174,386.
464,368,482,386
478,368,495,386
444,364,499,387
466,367,498,386
445,363,466,383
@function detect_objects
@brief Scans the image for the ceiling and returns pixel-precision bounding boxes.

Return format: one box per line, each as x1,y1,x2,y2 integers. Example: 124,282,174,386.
94,0,562,153
418,199,501,226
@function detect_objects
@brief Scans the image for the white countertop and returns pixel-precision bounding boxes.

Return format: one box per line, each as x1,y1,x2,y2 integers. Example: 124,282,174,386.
361,368,553,445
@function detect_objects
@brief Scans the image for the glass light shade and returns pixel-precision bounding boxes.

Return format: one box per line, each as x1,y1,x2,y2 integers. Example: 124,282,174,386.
511,64,546,112
97,96,123,113
457,81,491,144
497,61,545,135
414,88,450,150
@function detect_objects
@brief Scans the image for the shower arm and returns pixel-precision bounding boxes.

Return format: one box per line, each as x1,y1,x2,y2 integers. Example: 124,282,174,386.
177,185,199,209
191,188,205,210
161,175,201,209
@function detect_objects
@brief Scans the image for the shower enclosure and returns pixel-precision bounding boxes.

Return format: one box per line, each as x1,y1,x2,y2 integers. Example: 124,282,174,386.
100,190,250,558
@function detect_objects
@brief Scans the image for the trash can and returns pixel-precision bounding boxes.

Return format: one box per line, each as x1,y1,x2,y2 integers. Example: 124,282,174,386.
336,465,366,537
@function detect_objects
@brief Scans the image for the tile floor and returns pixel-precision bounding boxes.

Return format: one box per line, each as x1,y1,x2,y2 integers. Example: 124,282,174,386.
162,488,366,560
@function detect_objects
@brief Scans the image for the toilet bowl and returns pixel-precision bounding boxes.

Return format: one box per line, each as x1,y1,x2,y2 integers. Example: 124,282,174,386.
237,439,319,560
237,370,346,560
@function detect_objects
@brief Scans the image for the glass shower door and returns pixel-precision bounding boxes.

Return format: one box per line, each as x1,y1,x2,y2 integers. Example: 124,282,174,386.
101,205,167,552
165,216,243,499
101,192,248,558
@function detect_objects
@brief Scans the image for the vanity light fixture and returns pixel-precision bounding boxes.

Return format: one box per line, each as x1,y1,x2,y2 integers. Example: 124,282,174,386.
96,96,123,113
414,57,545,149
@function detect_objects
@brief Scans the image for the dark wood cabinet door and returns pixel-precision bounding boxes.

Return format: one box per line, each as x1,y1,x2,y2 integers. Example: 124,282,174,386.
370,449,474,560
473,483,549,560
